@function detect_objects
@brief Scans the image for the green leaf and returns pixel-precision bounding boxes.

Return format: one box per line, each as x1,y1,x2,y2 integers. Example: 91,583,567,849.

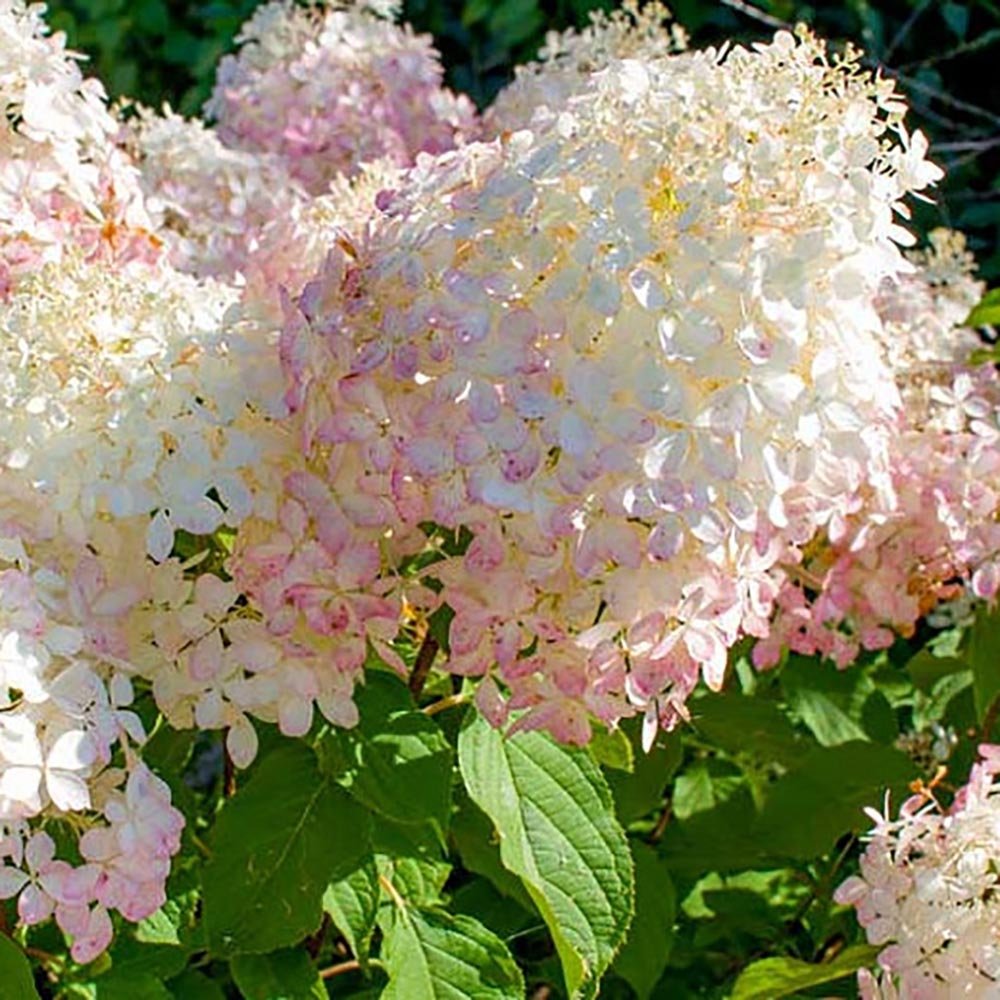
91,973,172,1000
323,861,379,966
754,741,916,859
589,725,634,772
730,943,881,999
969,603,1000,723
167,971,225,1000
781,656,868,746
379,906,524,1000
659,787,772,876
612,843,676,1000
0,934,40,1000
203,741,371,956
231,948,326,1000
606,726,681,824
374,819,451,908
451,794,536,912
906,649,967,693
458,715,634,998
319,673,453,835
690,690,804,766
965,287,1000,328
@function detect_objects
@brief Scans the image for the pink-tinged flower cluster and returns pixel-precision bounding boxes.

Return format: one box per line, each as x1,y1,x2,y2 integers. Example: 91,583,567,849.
836,745,1000,998
0,764,182,963
252,26,944,744
125,104,406,317
756,231,1000,670
0,0,162,296
205,0,479,194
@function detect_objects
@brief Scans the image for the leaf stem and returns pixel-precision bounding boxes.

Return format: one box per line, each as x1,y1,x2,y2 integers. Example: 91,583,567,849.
423,692,468,716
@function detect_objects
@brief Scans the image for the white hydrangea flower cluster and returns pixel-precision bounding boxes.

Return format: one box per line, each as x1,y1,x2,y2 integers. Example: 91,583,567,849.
757,230,1000,669
0,0,160,294
264,26,943,742
205,0,479,194
837,746,1000,998
485,0,687,136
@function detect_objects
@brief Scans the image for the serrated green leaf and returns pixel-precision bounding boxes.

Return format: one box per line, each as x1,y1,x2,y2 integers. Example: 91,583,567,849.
753,741,916,859
612,843,675,1000
319,673,453,835
379,906,524,1000
458,715,634,999
373,818,451,908
323,861,379,966
730,943,880,999
0,934,40,999
231,948,326,1000
965,288,1000,328
203,742,371,956
377,853,451,909
969,604,1000,723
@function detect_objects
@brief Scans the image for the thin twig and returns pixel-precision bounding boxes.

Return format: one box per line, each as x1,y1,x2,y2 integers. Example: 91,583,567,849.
718,0,790,30
898,29,1000,72
320,958,361,979
882,0,934,63
883,68,1000,128
408,633,440,699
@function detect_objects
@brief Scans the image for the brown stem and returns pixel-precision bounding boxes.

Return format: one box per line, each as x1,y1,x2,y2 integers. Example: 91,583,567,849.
648,802,672,844
320,959,361,980
408,633,440,699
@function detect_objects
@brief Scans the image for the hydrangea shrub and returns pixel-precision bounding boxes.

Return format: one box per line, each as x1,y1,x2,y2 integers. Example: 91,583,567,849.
0,1,998,997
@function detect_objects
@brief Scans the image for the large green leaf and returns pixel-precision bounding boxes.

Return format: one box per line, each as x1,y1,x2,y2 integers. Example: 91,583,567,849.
753,741,916,859
780,656,868,746
0,935,40,1000
612,843,676,1000
323,861,380,966
458,715,634,999
203,741,371,955
689,690,804,766
730,944,880,999
968,603,1000,724
231,948,326,1000
379,906,524,1000
319,673,453,835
